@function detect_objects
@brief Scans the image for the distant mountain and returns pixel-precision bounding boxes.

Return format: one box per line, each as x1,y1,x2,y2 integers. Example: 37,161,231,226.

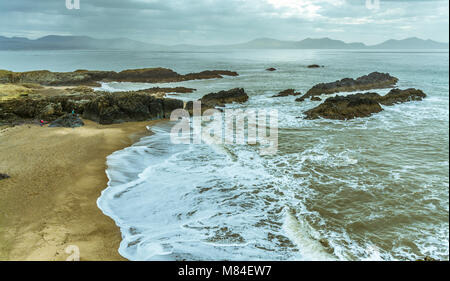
369,37,449,49
0,35,448,50
226,37,447,49
0,35,163,50
223,37,366,49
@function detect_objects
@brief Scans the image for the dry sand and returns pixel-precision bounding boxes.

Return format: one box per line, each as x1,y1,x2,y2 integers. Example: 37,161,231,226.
0,119,156,261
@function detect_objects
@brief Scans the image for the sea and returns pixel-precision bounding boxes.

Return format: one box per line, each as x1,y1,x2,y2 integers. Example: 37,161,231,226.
1,49,448,261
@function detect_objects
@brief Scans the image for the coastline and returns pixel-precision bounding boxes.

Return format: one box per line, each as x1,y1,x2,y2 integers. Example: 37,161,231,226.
0,119,157,261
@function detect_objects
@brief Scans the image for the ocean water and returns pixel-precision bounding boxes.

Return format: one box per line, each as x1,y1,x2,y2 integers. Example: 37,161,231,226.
1,49,448,261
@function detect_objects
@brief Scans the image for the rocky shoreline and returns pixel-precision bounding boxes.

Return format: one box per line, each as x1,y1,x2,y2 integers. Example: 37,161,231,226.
0,68,238,87
1,68,428,126
0,67,243,126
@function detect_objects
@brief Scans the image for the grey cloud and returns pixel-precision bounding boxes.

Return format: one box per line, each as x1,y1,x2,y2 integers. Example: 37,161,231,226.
0,0,447,45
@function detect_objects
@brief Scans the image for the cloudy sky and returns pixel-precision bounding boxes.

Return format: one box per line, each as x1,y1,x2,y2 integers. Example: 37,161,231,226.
0,0,448,45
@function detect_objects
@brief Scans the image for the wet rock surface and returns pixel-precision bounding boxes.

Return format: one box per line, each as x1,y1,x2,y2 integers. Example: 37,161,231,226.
200,88,249,107
49,113,85,128
0,86,185,126
304,88,427,120
298,72,399,101
304,94,384,120
83,92,184,125
0,68,239,86
272,89,301,98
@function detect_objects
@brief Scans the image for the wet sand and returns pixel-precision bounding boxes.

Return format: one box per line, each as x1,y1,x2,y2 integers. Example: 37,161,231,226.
0,119,156,261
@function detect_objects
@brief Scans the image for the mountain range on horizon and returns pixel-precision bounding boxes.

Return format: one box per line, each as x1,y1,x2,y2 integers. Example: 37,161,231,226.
0,35,448,51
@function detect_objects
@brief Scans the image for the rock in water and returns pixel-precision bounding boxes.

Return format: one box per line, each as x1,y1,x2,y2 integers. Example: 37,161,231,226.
200,88,249,107
298,72,399,100
49,114,85,128
272,89,301,98
307,64,321,68
304,94,384,120
266,68,277,72
0,173,10,180
304,88,427,120
377,88,427,105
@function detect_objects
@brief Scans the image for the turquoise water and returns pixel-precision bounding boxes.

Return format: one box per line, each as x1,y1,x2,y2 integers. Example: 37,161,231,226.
1,49,448,260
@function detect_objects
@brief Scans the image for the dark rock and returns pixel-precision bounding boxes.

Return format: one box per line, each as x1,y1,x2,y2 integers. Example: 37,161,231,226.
295,96,321,102
200,88,249,107
304,94,384,120
272,89,301,98
307,64,321,68
0,68,239,86
299,72,399,101
136,87,196,95
82,92,184,125
377,88,427,105
304,88,427,120
49,113,84,128
266,68,277,72
0,173,10,180
184,101,217,115
416,256,438,262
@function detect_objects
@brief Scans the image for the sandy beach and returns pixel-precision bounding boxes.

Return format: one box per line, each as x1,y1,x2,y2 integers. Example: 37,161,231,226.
0,119,155,261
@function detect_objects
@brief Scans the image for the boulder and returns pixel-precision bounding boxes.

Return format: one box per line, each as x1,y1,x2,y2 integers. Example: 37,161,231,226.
49,114,85,128
0,173,10,180
200,88,249,107
377,88,427,105
299,72,399,100
39,103,63,119
272,89,301,98
307,64,321,68
304,88,427,120
82,92,184,124
266,68,277,72
304,94,384,120
311,97,322,101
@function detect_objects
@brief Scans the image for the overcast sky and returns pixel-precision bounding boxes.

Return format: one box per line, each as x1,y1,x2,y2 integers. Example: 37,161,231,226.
0,0,448,45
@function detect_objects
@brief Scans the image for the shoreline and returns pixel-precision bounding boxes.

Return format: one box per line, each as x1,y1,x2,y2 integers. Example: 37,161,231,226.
0,119,157,261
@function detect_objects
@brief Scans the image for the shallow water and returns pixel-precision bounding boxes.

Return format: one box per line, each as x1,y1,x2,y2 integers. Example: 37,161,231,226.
2,49,448,260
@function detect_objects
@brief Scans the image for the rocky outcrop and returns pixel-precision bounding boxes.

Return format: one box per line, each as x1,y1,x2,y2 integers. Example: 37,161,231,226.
82,92,184,124
272,89,301,98
304,94,383,120
49,114,85,128
136,87,196,95
184,88,249,115
304,88,427,120
0,68,239,86
0,87,185,125
0,173,10,180
377,88,426,105
0,92,98,124
200,88,249,107
298,72,399,101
